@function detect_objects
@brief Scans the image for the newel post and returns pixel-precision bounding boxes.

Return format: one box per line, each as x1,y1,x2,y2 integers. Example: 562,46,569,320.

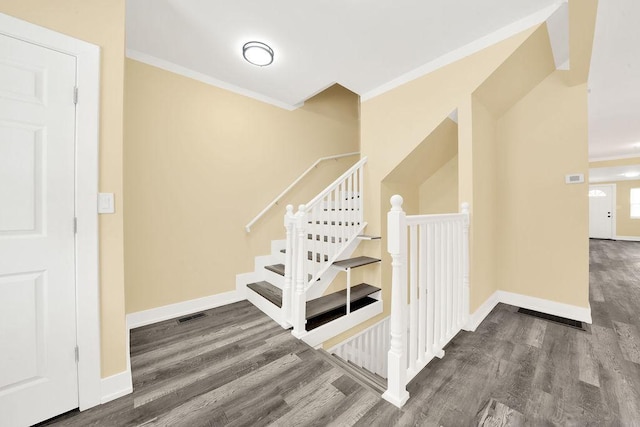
282,205,295,327
382,195,410,408
461,202,472,331
291,204,307,338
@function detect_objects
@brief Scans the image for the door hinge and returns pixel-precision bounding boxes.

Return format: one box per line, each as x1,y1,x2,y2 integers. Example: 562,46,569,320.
73,86,78,105
75,346,79,363
74,217,78,234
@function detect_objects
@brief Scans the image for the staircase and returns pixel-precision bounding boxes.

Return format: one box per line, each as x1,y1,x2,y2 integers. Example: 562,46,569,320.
239,158,383,347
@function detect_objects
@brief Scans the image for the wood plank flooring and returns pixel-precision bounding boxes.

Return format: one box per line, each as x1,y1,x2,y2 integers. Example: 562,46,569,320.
42,239,640,426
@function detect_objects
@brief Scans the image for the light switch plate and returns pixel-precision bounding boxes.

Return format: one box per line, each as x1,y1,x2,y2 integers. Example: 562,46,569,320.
98,193,115,214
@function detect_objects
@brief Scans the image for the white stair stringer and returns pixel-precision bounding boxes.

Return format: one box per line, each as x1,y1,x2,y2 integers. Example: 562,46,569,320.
301,295,383,348
306,222,367,299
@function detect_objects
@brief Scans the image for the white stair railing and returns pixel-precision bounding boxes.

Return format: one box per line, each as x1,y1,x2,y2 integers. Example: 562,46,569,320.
245,151,359,232
330,317,390,378
383,195,470,408
285,157,367,337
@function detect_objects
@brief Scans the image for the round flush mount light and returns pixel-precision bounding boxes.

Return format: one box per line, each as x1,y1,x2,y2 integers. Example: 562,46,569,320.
242,41,274,66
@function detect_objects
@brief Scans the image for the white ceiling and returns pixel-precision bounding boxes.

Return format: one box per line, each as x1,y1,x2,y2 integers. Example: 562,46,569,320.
126,0,640,162
588,0,640,160
126,0,561,109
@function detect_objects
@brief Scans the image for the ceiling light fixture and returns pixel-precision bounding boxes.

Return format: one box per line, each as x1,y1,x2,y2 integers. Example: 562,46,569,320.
242,41,274,67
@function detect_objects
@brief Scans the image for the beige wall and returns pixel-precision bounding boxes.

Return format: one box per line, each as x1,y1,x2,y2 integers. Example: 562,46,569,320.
0,1,127,377
496,71,589,307
124,60,360,313
469,98,500,309
357,27,536,335
419,156,459,214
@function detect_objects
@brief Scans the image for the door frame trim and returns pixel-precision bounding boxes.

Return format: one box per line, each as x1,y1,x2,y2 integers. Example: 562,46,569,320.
589,183,617,239
0,13,102,410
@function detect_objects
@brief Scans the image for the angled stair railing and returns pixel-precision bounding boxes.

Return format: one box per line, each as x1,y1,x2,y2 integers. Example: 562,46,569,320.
245,151,360,232
284,157,368,336
382,195,470,408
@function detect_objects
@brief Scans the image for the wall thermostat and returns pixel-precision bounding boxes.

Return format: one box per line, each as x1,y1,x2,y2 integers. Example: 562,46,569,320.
565,174,584,184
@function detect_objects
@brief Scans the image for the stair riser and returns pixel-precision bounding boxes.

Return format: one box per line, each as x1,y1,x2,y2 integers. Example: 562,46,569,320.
247,290,289,329
270,239,286,256
264,269,285,289
254,254,281,273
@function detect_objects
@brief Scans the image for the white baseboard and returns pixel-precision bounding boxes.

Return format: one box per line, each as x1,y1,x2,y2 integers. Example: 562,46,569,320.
126,290,243,330
100,369,132,404
497,290,592,324
616,235,640,242
466,291,500,332
466,289,592,331
100,319,133,404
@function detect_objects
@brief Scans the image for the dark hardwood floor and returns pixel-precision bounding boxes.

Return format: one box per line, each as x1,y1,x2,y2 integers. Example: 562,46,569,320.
43,239,640,426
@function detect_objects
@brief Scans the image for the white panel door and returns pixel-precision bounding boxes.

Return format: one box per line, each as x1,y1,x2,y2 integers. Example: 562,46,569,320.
0,34,78,426
589,184,615,239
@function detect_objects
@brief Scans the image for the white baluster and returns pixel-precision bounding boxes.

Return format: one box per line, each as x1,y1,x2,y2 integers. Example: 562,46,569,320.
452,220,459,329
439,220,446,347
461,202,471,331
358,166,364,222
418,224,427,363
409,225,418,373
339,182,345,246
433,223,441,352
292,205,307,338
447,221,453,338
426,223,435,357
346,174,353,235
383,195,410,408
283,205,295,326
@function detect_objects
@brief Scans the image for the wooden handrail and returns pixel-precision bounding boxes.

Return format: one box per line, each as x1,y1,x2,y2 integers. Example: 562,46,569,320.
245,151,360,232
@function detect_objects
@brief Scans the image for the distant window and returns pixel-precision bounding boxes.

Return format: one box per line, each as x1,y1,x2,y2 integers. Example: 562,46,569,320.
589,189,606,198
631,188,640,219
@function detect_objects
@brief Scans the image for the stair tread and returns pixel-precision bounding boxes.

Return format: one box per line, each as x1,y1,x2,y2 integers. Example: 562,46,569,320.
332,256,381,270
265,264,315,281
357,235,381,240
264,264,285,276
247,281,282,307
306,283,380,320
306,297,378,330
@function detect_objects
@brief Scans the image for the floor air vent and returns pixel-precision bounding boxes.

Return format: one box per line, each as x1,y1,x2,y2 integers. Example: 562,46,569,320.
177,312,207,324
517,308,585,331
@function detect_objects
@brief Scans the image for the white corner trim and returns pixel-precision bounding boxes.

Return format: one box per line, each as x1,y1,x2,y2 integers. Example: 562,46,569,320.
497,290,592,324
616,236,640,242
126,49,302,111
466,291,500,332
361,2,565,102
126,291,243,330
0,12,103,411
